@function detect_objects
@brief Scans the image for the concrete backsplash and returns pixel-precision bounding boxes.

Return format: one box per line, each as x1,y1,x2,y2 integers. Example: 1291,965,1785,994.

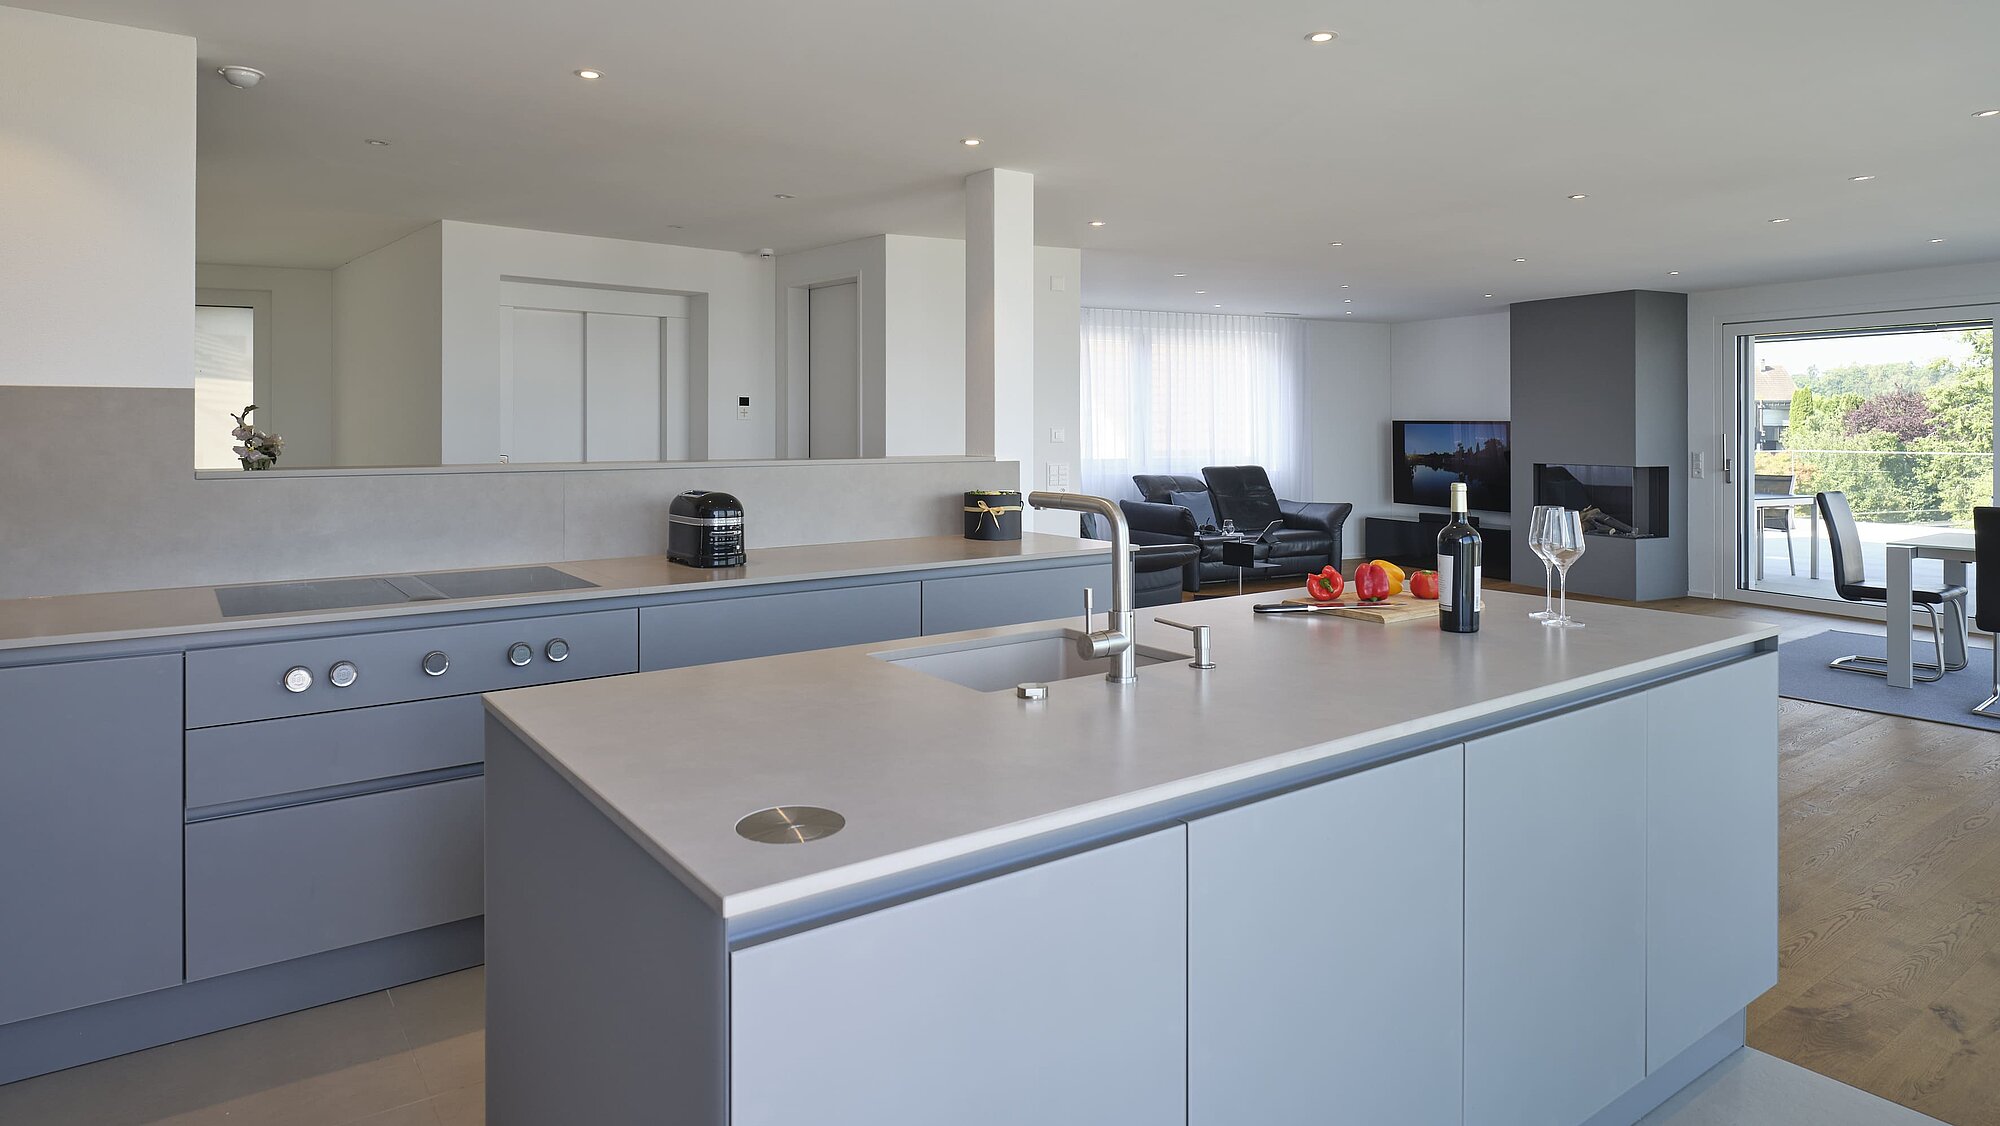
0,387,1023,600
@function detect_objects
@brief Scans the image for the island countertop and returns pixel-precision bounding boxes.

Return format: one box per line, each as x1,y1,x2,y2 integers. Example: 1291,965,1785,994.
0,533,1106,653
484,591,1778,922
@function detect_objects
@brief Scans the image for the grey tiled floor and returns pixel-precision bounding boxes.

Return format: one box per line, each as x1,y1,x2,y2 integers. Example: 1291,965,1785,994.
0,968,484,1126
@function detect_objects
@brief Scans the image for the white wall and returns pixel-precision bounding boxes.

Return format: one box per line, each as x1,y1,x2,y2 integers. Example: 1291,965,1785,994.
1685,260,2000,597
882,234,968,457
1303,320,1395,555
0,7,191,389
440,220,775,463
1388,313,1510,422
335,223,444,466
197,263,337,466
1034,246,1084,533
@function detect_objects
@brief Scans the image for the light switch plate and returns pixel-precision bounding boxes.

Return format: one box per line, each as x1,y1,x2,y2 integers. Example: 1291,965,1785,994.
1050,427,1066,443
1688,450,1704,478
1049,275,1067,292
737,395,751,420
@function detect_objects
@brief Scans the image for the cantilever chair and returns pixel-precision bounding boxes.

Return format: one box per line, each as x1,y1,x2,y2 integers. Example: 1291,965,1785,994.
1817,491,1969,683
1975,506,1997,718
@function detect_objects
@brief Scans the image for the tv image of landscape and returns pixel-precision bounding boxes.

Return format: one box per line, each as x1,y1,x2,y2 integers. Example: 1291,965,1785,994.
1394,421,1511,511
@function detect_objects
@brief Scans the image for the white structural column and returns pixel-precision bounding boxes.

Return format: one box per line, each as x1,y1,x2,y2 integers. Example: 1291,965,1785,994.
965,169,1036,495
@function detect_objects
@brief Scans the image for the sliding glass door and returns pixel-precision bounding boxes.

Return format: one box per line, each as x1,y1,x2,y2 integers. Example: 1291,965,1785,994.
1732,315,1994,611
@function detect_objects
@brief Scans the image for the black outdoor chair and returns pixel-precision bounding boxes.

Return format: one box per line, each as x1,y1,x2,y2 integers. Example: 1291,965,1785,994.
1974,506,1997,718
1817,491,1968,683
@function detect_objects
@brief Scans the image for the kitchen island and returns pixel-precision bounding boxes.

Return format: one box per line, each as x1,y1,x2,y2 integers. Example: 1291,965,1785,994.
483,590,1779,1126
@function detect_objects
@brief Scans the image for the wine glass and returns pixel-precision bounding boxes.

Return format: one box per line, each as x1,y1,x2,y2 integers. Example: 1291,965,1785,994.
1221,518,1237,538
1542,509,1587,629
1528,505,1561,620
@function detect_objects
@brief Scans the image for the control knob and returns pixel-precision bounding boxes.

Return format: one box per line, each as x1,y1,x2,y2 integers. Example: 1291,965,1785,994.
421,650,450,677
281,666,313,694
507,642,534,667
544,638,570,663
328,660,359,688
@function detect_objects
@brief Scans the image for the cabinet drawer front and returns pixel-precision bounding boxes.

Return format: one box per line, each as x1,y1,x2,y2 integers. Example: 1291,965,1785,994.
186,609,637,727
187,695,485,811
185,777,484,980
639,582,920,671
920,563,1108,636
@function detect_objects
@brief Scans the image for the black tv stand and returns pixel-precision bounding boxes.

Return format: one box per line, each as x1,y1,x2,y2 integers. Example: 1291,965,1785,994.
1362,514,1512,581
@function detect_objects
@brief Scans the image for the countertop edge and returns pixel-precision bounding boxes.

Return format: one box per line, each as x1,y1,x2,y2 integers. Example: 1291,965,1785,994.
0,537,1111,654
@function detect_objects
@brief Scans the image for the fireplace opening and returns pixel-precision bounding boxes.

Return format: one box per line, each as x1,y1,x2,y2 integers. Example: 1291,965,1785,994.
1533,464,1670,539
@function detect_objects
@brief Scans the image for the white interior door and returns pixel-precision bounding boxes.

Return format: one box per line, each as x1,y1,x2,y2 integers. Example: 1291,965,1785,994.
809,281,861,459
508,308,585,463
584,312,662,462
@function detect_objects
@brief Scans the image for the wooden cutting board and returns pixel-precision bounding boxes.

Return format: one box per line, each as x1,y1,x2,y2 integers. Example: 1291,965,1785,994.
1281,593,1436,624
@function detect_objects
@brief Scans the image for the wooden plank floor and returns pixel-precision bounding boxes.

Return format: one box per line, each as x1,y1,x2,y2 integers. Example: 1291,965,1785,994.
1242,575,2000,1123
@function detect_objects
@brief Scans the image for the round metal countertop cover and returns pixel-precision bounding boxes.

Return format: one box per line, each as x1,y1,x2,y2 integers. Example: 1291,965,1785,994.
737,805,846,845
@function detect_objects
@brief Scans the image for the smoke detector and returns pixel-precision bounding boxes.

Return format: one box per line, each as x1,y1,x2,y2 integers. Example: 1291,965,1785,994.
216,65,265,89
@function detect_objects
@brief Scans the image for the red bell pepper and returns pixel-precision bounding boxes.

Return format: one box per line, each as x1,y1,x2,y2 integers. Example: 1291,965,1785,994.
1305,568,1343,602
1410,569,1440,600
1353,561,1391,603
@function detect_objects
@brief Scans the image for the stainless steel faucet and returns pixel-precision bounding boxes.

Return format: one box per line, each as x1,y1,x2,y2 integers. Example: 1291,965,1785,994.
1028,491,1137,683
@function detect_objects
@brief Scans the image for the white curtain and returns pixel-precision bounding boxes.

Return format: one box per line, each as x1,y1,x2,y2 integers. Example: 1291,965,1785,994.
1079,308,1310,501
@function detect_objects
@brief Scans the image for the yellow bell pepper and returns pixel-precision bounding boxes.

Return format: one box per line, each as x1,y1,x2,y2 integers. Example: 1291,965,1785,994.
1368,559,1406,596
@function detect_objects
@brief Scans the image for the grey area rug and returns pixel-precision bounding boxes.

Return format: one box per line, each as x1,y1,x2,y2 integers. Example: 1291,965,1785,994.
1778,629,1999,734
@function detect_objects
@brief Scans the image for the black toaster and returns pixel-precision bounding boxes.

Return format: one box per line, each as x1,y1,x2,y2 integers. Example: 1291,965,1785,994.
667,490,746,567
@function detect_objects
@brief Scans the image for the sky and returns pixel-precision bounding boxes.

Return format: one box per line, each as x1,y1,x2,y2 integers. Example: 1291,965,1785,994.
1757,324,1988,372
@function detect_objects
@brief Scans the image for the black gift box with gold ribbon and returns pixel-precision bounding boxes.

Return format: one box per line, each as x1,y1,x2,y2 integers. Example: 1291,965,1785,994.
963,491,1023,541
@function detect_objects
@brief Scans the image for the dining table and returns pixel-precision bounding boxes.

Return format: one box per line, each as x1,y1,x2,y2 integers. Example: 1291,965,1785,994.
1884,529,1976,689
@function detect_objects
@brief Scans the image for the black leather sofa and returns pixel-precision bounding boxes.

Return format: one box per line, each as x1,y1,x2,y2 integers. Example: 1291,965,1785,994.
1078,511,1203,608
1130,468,1351,590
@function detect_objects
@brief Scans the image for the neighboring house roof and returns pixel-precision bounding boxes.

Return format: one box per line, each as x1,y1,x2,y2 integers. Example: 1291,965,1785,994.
1754,362,1796,404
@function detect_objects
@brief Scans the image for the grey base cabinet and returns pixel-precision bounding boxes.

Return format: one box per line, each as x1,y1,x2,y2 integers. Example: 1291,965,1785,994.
640,582,920,671
1188,745,1465,1124
1646,656,1779,1069
1466,693,1650,1126
729,827,1188,1126
919,564,1108,635
0,655,184,1026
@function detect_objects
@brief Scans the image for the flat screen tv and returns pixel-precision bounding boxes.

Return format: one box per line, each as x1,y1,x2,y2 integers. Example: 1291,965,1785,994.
1392,420,1511,512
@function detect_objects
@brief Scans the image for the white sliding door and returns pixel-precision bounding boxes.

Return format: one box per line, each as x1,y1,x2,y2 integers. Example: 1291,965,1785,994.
585,313,663,462
498,282,690,464
508,308,586,464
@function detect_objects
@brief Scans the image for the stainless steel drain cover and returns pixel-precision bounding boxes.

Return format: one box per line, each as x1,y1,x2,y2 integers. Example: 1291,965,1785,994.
736,806,846,844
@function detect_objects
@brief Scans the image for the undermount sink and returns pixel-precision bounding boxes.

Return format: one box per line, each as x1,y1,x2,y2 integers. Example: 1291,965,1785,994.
214,565,596,617
876,630,1185,693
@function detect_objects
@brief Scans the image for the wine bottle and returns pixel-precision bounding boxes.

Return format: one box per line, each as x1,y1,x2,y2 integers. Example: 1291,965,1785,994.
1437,481,1482,633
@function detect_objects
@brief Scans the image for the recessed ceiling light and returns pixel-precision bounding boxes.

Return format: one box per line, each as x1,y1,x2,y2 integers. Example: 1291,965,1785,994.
1513,258,1527,263
1305,31,1337,43
1769,217,1790,223
1484,294,1495,299
1567,193,1588,200
364,138,390,146
1213,303,1222,308
1975,109,2000,118
773,193,795,200
1930,237,1947,243
1668,270,1680,276
1088,220,1106,227
1848,174,1876,182
1327,241,1343,247
574,69,604,80
1344,310,1353,315
1172,272,1187,277
1344,298,1352,303
961,138,981,146
1339,284,1350,289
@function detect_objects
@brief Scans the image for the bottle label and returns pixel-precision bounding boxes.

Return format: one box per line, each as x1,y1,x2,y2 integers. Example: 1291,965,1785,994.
1437,557,1483,611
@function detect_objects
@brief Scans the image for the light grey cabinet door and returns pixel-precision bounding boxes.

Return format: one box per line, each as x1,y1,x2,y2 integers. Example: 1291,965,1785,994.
638,582,920,671
1465,693,1648,1126
730,826,1187,1126
920,562,1108,635
0,654,183,1025
1188,745,1465,1125
1646,654,1779,1070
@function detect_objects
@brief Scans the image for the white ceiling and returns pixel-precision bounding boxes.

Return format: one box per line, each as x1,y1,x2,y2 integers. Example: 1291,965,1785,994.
30,0,2000,320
